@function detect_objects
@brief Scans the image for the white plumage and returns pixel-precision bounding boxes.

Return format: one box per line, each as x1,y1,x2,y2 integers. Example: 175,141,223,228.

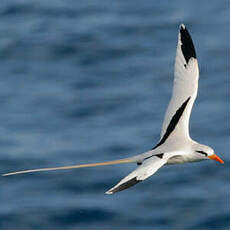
3,24,224,195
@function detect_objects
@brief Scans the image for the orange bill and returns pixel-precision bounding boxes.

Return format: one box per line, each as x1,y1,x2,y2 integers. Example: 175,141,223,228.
208,154,224,164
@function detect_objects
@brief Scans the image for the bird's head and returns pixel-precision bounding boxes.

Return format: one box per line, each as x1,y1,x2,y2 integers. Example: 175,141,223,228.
195,144,224,164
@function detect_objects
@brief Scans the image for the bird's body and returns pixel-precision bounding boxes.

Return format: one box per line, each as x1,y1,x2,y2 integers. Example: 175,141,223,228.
3,24,224,194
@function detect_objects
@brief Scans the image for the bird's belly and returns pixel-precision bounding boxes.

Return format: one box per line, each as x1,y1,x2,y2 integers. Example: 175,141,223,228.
167,155,202,165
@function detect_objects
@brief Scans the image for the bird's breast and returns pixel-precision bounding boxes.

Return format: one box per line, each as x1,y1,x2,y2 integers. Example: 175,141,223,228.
167,154,202,165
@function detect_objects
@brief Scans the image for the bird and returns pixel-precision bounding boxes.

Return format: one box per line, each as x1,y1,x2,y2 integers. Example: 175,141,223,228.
3,24,224,195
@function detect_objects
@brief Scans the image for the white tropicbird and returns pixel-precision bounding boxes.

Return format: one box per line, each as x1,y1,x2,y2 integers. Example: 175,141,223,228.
3,24,224,194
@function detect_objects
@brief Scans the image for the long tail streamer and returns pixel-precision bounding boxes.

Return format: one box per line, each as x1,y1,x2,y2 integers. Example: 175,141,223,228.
3,158,134,176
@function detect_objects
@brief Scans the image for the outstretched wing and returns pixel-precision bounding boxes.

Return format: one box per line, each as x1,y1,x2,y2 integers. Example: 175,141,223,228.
105,155,167,194
157,24,199,148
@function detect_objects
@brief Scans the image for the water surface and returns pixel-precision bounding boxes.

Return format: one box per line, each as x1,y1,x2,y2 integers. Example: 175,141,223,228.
1,1,230,229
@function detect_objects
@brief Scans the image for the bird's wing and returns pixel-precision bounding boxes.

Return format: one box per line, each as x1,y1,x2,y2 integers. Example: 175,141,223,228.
155,24,199,149
105,155,167,194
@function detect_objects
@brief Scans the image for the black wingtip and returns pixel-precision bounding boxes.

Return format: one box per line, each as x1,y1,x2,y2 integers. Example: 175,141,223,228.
180,24,186,30
179,24,196,64
105,177,141,194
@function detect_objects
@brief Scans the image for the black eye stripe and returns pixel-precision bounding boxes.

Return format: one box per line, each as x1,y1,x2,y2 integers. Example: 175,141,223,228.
196,151,208,156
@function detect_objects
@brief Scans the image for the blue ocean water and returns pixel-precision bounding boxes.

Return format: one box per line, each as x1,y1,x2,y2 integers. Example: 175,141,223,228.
1,0,230,229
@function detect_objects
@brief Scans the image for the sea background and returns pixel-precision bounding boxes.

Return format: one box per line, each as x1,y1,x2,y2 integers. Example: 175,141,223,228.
1,1,230,229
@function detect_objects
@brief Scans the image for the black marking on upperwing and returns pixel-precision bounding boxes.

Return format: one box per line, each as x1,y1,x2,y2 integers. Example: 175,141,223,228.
142,153,164,161
180,25,196,64
109,177,141,193
152,97,191,150
156,153,164,159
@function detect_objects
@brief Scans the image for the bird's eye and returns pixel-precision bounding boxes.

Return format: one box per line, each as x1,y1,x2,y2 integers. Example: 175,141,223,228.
196,150,208,156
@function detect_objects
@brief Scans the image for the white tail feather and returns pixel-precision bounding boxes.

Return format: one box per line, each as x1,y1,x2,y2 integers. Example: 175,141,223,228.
2,158,134,176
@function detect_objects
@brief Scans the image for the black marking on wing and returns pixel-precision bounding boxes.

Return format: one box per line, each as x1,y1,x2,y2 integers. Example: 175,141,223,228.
156,153,164,159
142,153,164,161
109,177,141,194
152,97,191,150
180,25,196,64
